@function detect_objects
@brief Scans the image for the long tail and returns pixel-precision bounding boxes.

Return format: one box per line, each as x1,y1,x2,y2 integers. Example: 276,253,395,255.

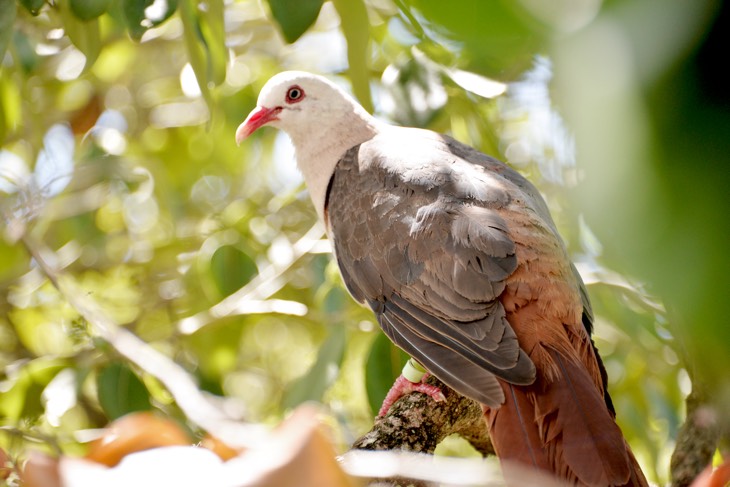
485,349,648,487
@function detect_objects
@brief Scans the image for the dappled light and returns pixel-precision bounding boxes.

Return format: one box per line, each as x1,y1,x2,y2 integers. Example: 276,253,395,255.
1,0,729,485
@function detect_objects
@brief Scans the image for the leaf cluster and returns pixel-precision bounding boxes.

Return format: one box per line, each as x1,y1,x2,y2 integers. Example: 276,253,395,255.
1,0,728,485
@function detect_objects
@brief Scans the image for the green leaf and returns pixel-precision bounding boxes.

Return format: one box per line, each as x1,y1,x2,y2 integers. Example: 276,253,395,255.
18,0,43,15
332,0,372,112
197,0,226,86
0,358,68,421
97,362,152,420
404,0,543,80
184,320,245,393
179,0,209,107
0,28,22,142
12,30,40,74
179,0,226,113
0,0,16,62
70,0,111,20
266,0,324,44
210,244,257,298
58,0,101,69
283,325,346,409
122,0,178,41
365,332,409,416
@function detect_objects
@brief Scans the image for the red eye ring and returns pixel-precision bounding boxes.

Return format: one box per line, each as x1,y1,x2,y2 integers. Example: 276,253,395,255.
286,85,305,104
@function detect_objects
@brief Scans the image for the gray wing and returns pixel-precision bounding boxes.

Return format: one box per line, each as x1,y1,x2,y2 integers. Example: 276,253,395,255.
326,128,536,407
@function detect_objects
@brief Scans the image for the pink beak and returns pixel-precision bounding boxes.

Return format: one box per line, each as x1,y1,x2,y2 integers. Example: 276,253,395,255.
235,106,282,145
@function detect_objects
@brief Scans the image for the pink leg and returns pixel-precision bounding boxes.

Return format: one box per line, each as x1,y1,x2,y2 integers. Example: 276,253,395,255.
377,373,446,417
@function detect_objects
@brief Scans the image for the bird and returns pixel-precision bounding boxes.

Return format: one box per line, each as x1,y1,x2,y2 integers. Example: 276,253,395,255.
236,71,648,486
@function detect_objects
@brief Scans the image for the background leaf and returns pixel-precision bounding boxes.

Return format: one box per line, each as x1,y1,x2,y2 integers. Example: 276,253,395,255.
0,359,68,421
0,0,16,61
97,362,152,420
58,0,101,69
34,124,75,198
403,0,542,80
122,0,178,41
18,0,44,15
179,0,225,110
209,245,257,299
197,0,226,86
70,0,111,21
266,0,324,44
332,0,372,112
365,333,409,416
283,325,346,409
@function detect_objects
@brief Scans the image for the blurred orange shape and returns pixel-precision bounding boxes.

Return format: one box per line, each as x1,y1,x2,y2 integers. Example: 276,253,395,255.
708,459,730,487
58,406,360,486
200,434,245,461
21,452,61,487
0,448,13,480
691,459,730,487
85,412,192,467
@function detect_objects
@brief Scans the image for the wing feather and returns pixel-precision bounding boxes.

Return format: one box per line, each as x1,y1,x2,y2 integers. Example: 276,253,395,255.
327,127,537,405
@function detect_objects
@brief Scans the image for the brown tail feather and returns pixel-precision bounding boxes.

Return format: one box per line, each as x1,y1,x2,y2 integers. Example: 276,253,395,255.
485,349,648,487
626,445,650,487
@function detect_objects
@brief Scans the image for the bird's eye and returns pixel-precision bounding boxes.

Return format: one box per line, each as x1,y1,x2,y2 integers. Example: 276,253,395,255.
286,85,304,104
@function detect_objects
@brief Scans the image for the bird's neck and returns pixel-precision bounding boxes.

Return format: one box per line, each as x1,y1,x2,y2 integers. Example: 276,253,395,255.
290,110,381,223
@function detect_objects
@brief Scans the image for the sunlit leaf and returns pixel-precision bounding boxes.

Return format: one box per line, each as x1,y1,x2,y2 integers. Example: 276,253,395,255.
365,332,409,416
58,0,101,69
0,358,69,421
266,0,324,44
179,0,211,107
404,0,543,80
9,306,76,356
43,368,78,426
283,325,346,409
97,362,152,420
34,123,75,198
70,0,111,20
0,77,21,149
445,68,507,99
79,267,142,325
0,149,30,194
197,0,226,86
332,0,372,112
178,0,225,116
122,0,178,41
184,320,245,393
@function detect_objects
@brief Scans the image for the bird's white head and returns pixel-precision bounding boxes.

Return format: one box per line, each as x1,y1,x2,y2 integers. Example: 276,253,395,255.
236,71,381,222
235,71,375,147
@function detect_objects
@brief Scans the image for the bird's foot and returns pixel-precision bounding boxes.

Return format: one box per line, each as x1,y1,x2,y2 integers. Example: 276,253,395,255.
377,361,446,417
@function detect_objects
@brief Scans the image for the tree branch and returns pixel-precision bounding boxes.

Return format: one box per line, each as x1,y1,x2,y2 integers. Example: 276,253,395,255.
352,375,494,456
349,375,493,486
670,382,721,487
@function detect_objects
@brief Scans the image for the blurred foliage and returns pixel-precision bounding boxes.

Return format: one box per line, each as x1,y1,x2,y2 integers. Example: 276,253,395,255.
0,0,728,485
